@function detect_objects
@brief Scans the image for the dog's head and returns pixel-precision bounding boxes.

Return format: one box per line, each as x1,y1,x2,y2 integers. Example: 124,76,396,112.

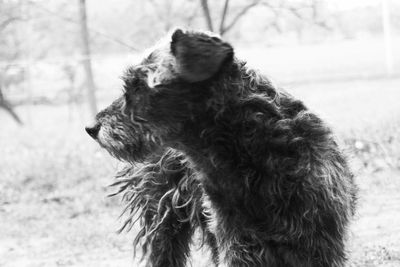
86,29,236,162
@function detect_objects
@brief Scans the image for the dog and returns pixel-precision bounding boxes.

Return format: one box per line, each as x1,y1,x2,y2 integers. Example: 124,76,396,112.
86,29,357,267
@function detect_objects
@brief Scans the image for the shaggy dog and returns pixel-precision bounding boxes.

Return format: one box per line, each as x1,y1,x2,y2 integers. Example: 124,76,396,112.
86,29,357,267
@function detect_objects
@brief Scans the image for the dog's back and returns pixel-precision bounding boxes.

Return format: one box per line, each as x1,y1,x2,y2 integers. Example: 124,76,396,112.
87,29,357,267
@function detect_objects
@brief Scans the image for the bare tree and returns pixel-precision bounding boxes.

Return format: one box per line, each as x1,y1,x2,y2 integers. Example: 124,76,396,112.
0,58,23,125
78,0,97,117
200,0,261,35
200,0,330,37
0,1,23,124
200,0,214,32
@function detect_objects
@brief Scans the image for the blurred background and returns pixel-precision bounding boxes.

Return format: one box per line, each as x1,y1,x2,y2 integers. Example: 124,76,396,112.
1,0,400,266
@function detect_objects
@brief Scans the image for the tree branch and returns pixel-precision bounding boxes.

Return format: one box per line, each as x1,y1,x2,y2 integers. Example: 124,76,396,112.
286,6,332,31
200,0,214,32
0,17,20,31
0,87,23,125
27,0,138,51
221,0,261,35
219,0,230,34
261,1,332,31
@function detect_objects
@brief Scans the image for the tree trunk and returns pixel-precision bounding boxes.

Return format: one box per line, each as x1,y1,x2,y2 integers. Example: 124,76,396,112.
78,0,97,117
219,0,230,35
382,0,393,76
200,0,214,32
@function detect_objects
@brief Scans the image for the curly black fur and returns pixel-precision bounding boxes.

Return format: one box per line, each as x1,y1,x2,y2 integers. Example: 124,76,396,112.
86,29,358,267
109,149,218,266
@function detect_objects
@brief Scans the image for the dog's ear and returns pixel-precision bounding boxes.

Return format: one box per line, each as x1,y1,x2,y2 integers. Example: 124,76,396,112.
170,29,234,83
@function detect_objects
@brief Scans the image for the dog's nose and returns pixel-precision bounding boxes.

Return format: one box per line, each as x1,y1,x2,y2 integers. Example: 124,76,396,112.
85,123,100,139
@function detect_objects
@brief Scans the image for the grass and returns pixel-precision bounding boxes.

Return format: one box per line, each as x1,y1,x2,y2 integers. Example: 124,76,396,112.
0,105,133,267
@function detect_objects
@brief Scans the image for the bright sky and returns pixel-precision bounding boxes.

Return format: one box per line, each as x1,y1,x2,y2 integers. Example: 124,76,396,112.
327,0,381,11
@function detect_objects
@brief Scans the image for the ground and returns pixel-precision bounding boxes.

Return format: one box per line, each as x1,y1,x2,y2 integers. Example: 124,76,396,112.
1,66,400,266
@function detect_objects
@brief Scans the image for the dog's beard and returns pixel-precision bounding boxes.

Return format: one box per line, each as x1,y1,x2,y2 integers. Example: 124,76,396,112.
97,126,161,163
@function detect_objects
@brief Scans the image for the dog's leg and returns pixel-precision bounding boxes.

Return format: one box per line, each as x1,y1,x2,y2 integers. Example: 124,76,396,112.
114,149,218,267
145,150,221,267
149,211,220,267
147,212,194,267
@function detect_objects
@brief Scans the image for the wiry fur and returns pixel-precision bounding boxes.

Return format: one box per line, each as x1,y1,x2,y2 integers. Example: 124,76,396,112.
109,149,219,267
87,29,357,267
